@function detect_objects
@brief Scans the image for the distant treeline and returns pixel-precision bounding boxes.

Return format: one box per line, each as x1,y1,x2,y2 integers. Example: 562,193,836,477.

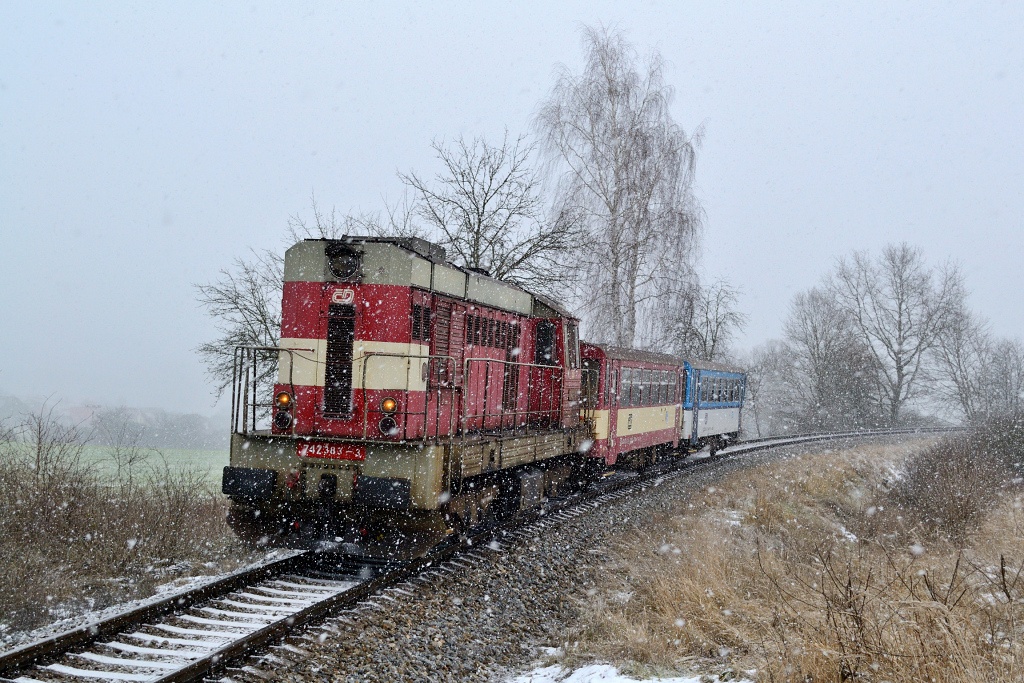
0,393,228,450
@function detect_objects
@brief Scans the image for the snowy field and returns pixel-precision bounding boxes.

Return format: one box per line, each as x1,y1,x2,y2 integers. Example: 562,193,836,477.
0,441,228,484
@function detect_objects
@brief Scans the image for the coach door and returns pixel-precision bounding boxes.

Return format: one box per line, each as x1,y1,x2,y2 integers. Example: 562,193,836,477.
561,320,581,427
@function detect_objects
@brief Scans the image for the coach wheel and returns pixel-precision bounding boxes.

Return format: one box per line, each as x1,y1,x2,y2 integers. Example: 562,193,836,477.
708,439,718,457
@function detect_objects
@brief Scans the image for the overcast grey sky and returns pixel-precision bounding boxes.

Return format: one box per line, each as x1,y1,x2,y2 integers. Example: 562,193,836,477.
2,2,1022,415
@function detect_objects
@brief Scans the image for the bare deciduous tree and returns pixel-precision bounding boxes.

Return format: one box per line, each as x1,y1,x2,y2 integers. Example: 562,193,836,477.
987,339,1024,416
196,196,353,398
664,279,747,361
743,340,797,437
830,243,963,425
783,288,883,430
399,132,581,296
196,248,284,399
537,26,702,347
934,307,992,420
936,309,1024,420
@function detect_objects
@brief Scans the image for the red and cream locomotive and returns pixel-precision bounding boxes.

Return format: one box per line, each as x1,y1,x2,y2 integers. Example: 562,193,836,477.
223,236,744,558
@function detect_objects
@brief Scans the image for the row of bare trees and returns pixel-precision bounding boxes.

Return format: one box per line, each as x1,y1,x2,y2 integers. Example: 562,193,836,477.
197,27,745,398
745,243,1023,435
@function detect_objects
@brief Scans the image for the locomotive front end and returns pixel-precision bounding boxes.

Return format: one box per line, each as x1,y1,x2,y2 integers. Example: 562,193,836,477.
222,236,590,560
223,238,456,558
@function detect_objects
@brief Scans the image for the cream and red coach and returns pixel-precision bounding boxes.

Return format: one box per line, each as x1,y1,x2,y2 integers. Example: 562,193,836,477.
223,237,588,558
580,344,746,466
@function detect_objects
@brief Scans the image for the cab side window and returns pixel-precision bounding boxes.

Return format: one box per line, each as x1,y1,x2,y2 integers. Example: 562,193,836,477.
535,321,556,366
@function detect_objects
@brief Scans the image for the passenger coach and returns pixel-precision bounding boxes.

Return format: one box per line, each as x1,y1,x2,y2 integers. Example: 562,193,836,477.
580,344,746,465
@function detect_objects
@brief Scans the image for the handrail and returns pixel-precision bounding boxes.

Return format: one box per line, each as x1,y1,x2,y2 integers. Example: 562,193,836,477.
231,345,311,436
355,351,458,442
230,347,583,446
461,357,566,437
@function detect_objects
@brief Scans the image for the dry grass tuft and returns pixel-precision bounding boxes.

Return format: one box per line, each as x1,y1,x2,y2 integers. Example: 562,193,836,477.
0,409,257,637
566,429,1024,682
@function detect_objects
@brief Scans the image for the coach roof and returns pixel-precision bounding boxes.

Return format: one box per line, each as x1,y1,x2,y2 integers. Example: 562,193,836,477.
686,358,746,374
593,344,684,367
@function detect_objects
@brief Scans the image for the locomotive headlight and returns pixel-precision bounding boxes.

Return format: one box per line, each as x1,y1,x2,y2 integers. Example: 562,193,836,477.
379,416,398,435
273,410,293,430
380,397,398,414
275,392,293,409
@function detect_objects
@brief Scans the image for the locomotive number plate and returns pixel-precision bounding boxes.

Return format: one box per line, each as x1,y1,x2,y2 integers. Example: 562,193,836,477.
297,441,366,461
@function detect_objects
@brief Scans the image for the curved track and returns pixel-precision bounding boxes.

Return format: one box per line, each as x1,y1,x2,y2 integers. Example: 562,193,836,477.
0,427,952,683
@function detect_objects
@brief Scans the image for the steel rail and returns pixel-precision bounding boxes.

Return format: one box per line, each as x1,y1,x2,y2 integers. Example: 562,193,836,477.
0,426,955,683
0,553,308,680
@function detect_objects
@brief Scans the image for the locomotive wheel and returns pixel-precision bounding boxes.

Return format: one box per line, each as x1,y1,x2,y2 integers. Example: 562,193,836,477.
492,475,522,522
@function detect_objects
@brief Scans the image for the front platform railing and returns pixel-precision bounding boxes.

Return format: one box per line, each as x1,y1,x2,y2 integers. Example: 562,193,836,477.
230,345,310,435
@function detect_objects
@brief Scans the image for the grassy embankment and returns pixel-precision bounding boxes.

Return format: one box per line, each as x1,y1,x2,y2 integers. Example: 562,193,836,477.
0,412,256,639
567,418,1024,682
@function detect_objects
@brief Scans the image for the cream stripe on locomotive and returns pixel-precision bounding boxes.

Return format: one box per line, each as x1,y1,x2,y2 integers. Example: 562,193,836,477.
278,338,430,390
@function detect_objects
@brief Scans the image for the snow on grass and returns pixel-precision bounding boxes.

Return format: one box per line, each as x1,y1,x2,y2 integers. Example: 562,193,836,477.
509,663,752,683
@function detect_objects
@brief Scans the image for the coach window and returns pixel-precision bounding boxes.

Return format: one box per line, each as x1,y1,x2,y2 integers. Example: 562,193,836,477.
607,368,617,404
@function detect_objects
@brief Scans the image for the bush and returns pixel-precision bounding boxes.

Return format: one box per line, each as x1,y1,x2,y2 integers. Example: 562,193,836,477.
566,436,1024,682
889,413,1024,542
0,409,255,636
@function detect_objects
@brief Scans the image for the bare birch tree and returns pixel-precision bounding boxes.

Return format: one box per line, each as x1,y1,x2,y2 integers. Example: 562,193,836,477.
399,132,581,296
829,243,963,425
537,26,702,347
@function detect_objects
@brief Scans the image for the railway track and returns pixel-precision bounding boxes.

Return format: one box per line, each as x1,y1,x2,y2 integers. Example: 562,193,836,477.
0,427,951,683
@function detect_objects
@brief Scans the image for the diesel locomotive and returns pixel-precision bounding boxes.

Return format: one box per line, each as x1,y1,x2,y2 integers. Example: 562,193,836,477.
222,236,745,559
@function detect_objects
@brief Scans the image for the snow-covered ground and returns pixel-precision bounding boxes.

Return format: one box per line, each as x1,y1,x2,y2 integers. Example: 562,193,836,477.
0,549,299,651
510,664,753,683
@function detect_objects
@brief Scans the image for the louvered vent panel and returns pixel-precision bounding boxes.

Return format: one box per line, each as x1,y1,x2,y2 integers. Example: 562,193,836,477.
324,304,356,415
